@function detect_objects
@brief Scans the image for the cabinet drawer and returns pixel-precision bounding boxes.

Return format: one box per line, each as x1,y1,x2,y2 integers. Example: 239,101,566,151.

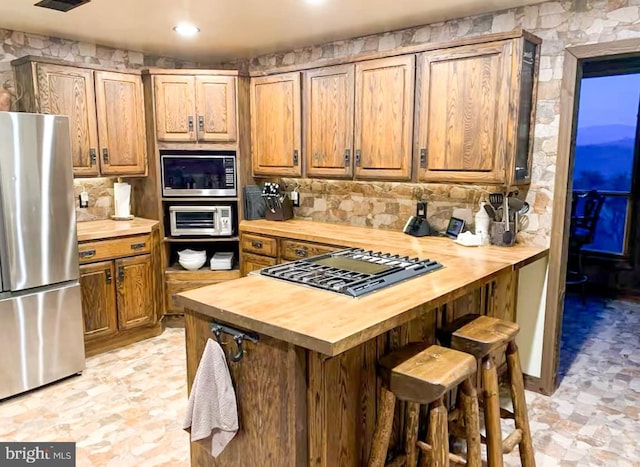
240,253,277,277
78,234,151,264
281,240,338,261
166,280,219,314
241,234,277,257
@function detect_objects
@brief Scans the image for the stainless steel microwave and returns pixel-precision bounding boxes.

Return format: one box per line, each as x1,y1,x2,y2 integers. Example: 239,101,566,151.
169,205,233,237
161,153,236,197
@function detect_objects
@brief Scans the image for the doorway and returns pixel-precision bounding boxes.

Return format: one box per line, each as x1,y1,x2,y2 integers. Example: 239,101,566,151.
541,39,640,396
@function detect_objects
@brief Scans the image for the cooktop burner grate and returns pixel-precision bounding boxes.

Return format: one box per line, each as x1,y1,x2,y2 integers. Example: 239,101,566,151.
258,247,443,297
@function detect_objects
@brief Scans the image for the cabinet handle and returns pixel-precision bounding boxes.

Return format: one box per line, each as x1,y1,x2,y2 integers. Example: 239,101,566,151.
344,149,351,167
118,265,125,282
188,116,194,132
130,242,146,250
420,148,427,168
355,150,361,167
79,249,96,258
293,150,299,166
198,115,204,132
251,240,263,249
102,148,109,165
89,148,96,166
105,268,112,284
295,248,308,258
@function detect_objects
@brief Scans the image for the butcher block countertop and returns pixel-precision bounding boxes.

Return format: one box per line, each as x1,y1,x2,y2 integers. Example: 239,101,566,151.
176,219,548,356
76,217,159,242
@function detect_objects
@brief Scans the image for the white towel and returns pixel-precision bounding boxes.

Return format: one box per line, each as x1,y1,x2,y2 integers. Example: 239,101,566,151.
183,338,239,457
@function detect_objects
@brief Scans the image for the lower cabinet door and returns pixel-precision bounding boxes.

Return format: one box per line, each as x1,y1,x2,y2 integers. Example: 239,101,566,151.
240,253,277,277
115,254,155,330
79,261,117,341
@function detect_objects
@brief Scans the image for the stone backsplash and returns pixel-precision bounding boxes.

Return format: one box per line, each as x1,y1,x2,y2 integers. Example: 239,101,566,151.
283,178,541,243
247,0,640,247
73,178,116,221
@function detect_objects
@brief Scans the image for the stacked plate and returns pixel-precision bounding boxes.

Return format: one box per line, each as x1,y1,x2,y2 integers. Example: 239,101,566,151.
178,249,206,270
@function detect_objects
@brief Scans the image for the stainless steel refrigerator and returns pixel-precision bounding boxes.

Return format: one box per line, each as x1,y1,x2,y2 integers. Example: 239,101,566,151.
0,112,85,400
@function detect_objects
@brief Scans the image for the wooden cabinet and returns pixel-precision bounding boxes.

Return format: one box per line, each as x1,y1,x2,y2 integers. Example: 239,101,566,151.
415,37,539,185
94,71,147,175
239,232,339,276
250,72,302,177
78,228,161,356
79,261,117,341
12,57,147,177
116,254,154,330
165,268,241,314
354,56,415,180
303,65,355,178
153,74,237,143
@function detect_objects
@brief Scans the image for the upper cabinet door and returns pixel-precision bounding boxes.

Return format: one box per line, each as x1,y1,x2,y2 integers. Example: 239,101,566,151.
94,71,147,176
195,76,237,142
415,41,512,183
250,73,302,177
303,65,355,178
354,56,414,181
154,75,196,142
36,64,99,176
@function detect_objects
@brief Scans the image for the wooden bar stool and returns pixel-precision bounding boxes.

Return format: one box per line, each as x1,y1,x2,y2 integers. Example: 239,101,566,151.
368,343,481,467
439,314,535,467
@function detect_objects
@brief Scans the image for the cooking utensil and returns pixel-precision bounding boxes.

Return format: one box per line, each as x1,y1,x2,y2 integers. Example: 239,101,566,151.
508,197,525,212
489,193,503,213
518,201,530,215
503,196,513,245
484,203,496,220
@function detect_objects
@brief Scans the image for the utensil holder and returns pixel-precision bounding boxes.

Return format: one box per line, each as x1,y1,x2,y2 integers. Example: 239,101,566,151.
490,221,516,247
265,194,294,221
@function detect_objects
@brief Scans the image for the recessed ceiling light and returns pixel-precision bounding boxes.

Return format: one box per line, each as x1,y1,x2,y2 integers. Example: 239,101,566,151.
173,23,200,37
304,0,326,5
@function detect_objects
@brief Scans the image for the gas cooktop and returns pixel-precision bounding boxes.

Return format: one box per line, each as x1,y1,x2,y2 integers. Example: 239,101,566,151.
258,248,443,298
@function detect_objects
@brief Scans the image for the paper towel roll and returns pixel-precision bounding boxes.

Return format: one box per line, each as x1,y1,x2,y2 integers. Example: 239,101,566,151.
114,182,131,218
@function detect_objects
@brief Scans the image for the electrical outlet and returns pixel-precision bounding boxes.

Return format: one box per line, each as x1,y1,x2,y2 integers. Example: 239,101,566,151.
290,190,300,207
416,201,427,219
79,190,89,208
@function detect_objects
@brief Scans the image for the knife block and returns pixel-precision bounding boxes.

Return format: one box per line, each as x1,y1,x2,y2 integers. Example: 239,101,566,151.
265,194,294,221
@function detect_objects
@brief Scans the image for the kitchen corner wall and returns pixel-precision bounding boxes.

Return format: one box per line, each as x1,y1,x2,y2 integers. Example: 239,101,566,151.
0,27,198,221
245,0,640,247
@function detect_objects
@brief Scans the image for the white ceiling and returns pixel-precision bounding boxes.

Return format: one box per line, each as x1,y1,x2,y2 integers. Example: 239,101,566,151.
0,0,544,64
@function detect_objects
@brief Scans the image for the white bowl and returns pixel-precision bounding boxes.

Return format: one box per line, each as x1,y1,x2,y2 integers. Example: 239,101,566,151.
179,257,206,270
178,249,206,259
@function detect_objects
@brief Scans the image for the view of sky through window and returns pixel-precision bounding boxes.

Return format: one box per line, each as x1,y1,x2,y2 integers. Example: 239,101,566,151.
573,72,640,254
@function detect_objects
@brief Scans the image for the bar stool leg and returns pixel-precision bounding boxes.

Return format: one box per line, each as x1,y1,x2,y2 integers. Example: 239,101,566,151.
459,378,481,467
506,341,535,467
426,396,449,467
404,402,420,466
368,387,396,467
482,356,504,467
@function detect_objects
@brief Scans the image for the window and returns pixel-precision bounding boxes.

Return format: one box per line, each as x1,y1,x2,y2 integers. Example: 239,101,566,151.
572,72,640,256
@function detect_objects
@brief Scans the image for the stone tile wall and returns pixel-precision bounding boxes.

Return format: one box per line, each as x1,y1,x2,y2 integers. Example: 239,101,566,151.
247,0,640,247
0,27,197,221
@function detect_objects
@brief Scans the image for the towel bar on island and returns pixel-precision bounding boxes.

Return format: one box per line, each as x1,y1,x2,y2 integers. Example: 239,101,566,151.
210,322,259,362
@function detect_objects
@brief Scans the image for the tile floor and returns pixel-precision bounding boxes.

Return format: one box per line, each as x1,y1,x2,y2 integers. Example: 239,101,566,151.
1,295,639,466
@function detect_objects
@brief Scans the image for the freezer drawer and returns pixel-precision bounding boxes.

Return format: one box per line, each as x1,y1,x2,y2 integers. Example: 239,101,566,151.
0,282,85,400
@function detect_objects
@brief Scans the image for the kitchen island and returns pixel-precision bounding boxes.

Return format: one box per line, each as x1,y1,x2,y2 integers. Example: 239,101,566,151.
175,220,548,466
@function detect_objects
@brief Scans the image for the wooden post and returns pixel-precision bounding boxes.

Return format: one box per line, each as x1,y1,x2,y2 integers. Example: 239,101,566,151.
482,357,504,467
427,397,449,467
368,387,396,467
404,401,420,466
460,377,482,467
506,341,536,467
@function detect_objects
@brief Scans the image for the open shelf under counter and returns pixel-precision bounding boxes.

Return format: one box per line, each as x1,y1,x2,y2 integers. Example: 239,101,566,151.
164,236,240,243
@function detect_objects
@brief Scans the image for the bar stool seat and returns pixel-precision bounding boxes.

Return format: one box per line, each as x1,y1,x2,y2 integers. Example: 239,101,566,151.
439,314,535,467
368,343,481,467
